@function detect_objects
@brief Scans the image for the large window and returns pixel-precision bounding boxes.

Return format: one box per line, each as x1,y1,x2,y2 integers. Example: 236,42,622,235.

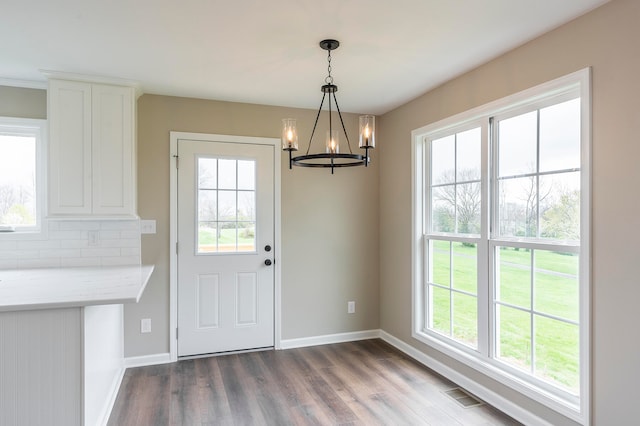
412,69,589,423
0,117,46,233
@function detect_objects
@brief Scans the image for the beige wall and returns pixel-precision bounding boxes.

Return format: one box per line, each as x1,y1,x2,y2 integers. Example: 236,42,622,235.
4,1,636,421
379,0,639,424
129,95,380,356
0,85,46,119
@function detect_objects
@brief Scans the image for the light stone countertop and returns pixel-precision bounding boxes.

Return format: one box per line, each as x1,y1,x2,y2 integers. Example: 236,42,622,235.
0,264,154,312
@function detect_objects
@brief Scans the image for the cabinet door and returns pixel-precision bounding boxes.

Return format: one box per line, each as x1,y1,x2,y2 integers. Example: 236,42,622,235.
91,84,136,215
48,80,92,215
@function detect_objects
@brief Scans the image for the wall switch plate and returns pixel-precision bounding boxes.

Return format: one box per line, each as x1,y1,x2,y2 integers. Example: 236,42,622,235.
141,318,151,333
88,230,100,246
140,220,156,234
348,301,355,314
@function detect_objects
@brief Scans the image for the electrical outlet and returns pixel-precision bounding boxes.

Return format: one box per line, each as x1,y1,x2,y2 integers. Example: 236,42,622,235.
141,318,151,333
88,230,100,246
348,301,355,314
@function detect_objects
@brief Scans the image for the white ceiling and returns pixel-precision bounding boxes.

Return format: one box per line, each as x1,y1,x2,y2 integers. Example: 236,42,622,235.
1,0,609,115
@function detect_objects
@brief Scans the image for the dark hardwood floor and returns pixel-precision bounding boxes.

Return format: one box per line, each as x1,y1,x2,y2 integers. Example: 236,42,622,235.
108,339,521,425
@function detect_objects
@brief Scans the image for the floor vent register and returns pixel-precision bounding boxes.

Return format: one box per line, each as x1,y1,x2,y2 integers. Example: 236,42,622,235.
444,387,485,408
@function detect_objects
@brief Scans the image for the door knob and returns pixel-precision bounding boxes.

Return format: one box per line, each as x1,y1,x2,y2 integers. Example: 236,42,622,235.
264,259,272,266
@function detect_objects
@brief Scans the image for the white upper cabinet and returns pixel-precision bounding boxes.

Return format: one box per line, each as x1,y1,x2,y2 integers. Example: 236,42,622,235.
90,84,135,215
48,80,92,215
48,78,137,217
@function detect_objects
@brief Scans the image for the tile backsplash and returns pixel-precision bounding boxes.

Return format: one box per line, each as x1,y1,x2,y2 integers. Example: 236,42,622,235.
0,219,141,269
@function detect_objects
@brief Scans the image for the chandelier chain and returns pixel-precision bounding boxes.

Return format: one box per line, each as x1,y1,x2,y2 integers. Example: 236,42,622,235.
325,50,333,84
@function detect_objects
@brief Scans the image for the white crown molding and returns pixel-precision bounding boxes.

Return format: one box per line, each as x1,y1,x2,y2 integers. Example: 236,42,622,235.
0,77,47,90
40,70,143,97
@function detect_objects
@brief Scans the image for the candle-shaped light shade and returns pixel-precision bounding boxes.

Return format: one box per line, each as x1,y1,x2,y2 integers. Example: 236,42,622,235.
326,130,340,154
359,115,375,149
282,118,298,151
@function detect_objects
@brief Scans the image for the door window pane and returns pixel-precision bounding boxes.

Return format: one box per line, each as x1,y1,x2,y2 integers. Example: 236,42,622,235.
237,222,255,252
198,222,217,253
218,159,236,190
198,190,217,221
197,157,256,254
198,158,217,188
237,160,255,190
237,191,255,221
217,222,236,251
218,190,236,221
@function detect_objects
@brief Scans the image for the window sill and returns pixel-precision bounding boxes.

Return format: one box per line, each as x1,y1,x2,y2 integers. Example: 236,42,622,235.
412,329,585,424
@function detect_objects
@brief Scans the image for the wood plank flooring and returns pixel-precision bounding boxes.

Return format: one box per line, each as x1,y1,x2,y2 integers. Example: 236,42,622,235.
108,339,521,425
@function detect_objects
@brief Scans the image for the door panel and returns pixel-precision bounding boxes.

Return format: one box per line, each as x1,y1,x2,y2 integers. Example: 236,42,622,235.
177,139,274,356
236,272,258,326
197,274,220,328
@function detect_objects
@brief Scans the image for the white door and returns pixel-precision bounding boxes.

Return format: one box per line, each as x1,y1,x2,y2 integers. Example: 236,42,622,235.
177,139,274,356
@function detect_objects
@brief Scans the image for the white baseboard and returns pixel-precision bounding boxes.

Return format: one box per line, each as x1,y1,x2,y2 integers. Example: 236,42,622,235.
124,352,172,368
379,330,552,426
279,329,381,349
97,366,126,426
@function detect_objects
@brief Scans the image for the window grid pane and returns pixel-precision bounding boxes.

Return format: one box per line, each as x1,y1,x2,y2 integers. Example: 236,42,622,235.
430,127,481,236
197,157,256,254
452,292,477,347
428,240,478,349
0,134,37,227
534,316,580,393
494,245,580,391
496,104,580,243
427,128,481,349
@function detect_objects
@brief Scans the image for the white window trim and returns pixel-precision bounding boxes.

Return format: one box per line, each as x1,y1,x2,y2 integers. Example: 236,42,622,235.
411,68,591,424
0,116,47,240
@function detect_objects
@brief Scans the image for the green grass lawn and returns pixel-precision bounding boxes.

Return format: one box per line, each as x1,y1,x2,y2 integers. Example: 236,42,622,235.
198,226,255,251
429,240,580,393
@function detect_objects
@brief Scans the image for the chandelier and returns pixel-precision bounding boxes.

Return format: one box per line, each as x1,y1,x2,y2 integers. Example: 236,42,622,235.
282,39,376,174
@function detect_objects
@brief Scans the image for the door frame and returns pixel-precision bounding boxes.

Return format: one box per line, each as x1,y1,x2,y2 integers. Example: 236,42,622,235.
169,131,282,362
